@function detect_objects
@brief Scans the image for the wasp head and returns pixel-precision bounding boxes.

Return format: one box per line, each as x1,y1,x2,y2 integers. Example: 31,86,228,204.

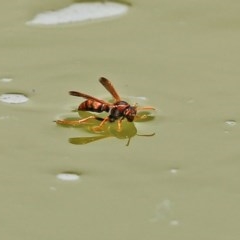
124,105,137,122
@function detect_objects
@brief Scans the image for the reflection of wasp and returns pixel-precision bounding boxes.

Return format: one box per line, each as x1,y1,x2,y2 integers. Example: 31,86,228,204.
62,111,155,146
56,77,155,130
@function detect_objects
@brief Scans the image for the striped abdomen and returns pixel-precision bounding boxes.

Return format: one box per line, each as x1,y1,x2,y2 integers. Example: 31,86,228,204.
78,100,110,113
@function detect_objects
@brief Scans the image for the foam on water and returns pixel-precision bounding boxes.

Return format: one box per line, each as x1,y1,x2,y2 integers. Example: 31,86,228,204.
27,2,129,25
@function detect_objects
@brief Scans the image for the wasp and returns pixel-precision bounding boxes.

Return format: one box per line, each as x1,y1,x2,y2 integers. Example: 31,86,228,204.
56,77,155,130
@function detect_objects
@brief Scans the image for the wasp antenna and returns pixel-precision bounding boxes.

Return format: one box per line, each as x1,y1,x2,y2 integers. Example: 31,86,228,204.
137,106,156,111
137,133,155,137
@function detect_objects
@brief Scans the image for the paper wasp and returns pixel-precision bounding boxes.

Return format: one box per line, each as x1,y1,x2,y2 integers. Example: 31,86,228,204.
56,77,155,130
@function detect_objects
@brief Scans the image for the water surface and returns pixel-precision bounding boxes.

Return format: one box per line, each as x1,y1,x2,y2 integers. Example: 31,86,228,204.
1,1,240,239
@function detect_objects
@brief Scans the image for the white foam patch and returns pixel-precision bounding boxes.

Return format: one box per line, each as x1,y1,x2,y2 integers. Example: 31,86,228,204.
27,2,129,25
0,94,29,104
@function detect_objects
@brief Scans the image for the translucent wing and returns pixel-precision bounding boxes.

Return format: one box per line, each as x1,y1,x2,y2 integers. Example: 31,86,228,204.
69,91,111,105
99,77,121,102
69,136,109,145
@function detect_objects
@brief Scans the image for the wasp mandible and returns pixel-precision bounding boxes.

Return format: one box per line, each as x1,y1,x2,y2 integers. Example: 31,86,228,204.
56,77,155,130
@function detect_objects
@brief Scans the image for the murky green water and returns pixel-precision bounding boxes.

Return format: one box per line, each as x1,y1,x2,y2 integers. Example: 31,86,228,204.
1,1,240,239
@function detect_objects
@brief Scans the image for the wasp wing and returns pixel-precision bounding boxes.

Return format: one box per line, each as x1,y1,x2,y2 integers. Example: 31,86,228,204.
69,91,111,105
99,77,121,102
69,135,109,145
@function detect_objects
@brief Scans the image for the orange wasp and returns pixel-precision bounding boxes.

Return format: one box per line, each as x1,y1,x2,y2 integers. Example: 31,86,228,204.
56,77,155,129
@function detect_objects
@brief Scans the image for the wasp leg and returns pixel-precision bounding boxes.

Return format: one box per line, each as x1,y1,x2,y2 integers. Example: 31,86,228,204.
137,133,155,137
117,119,123,131
55,116,96,126
92,117,109,132
99,117,109,127
135,115,148,120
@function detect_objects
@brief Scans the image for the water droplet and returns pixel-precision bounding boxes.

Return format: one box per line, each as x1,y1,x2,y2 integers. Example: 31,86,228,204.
0,115,10,120
170,220,179,226
170,168,179,174
56,172,80,181
0,78,12,83
49,186,57,191
225,120,237,126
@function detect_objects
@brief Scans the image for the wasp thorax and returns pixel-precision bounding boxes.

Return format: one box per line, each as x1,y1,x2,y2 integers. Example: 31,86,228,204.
109,106,122,122
108,101,130,122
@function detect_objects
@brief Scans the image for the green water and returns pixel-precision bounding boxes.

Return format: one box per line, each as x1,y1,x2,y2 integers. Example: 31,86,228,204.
1,1,240,239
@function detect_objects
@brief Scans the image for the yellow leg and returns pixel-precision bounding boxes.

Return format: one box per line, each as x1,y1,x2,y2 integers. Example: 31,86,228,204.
55,116,96,126
117,119,122,131
92,117,109,132
134,114,148,120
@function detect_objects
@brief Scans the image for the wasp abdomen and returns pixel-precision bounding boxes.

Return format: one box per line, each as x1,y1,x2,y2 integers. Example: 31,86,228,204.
78,100,110,113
